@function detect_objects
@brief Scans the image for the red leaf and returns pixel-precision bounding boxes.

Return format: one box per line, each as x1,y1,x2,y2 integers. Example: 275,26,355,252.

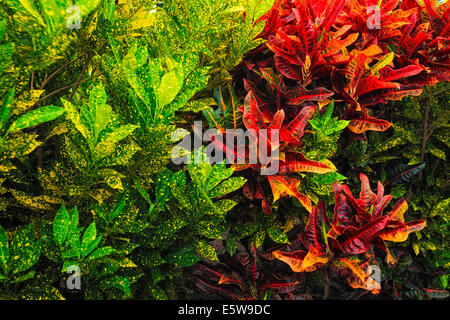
378,65,424,81
284,105,316,141
287,86,334,105
275,55,302,80
347,116,393,134
337,215,390,255
242,91,267,132
332,183,354,230
278,153,335,174
378,84,424,101
259,68,287,92
355,76,400,97
359,173,377,211
303,203,329,255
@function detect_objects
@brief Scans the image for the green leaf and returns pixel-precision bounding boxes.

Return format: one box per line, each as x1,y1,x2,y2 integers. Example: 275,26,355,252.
10,224,41,274
322,101,334,126
0,88,14,128
195,220,226,239
0,42,14,75
253,230,266,248
0,19,7,39
15,0,45,26
325,119,350,135
165,246,200,267
194,240,219,262
204,161,234,193
169,171,191,210
158,70,183,107
311,172,347,186
86,84,112,143
188,152,212,188
68,207,79,235
94,125,138,158
267,226,290,244
8,105,66,132
154,169,174,210
61,99,89,139
81,223,97,254
134,179,153,205
86,246,116,261
208,176,246,198
0,225,9,273
110,194,126,221
11,270,35,283
61,248,80,260
84,235,102,257
226,233,238,256
53,203,70,247
430,198,450,221
101,275,131,297
200,199,237,218
427,143,446,160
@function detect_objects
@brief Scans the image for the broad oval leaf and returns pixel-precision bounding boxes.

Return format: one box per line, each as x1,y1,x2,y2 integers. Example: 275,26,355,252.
53,203,70,247
8,106,66,132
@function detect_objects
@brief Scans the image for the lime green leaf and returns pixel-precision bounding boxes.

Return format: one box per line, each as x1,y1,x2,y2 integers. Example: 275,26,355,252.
86,246,116,261
158,70,183,107
195,220,226,239
155,169,174,207
110,194,126,221
11,270,35,283
8,106,65,132
427,143,446,160
0,88,14,128
208,176,246,198
430,198,450,221
53,203,70,247
311,172,347,186
10,224,41,274
101,275,131,297
0,225,9,273
194,240,219,262
226,233,238,256
81,223,97,253
253,230,266,248
267,226,290,244
165,246,200,267
16,0,45,26
0,19,7,39
84,235,102,257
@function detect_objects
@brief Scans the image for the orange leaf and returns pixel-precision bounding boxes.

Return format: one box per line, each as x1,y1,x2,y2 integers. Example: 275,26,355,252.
279,154,335,174
347,117,393,134
388,198,408,222
324,33,359,56
267,175,312,212
377,220,427,242
336,258,381,294
302,249,330,269
272,250,320,272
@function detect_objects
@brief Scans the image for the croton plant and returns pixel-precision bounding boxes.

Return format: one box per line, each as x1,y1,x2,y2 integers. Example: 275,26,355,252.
269,174,426,293
239,0,449,136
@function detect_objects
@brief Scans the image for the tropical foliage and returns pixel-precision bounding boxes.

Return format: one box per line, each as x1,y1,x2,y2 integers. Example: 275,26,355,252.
0,0,448,300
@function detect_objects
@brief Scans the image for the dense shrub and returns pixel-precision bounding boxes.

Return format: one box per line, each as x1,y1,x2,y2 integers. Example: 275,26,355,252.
0,0,448,300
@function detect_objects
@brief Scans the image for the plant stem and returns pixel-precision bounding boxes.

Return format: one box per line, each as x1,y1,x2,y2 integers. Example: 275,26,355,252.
68,54,94,102
36,73,102,104
39,55,85,89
